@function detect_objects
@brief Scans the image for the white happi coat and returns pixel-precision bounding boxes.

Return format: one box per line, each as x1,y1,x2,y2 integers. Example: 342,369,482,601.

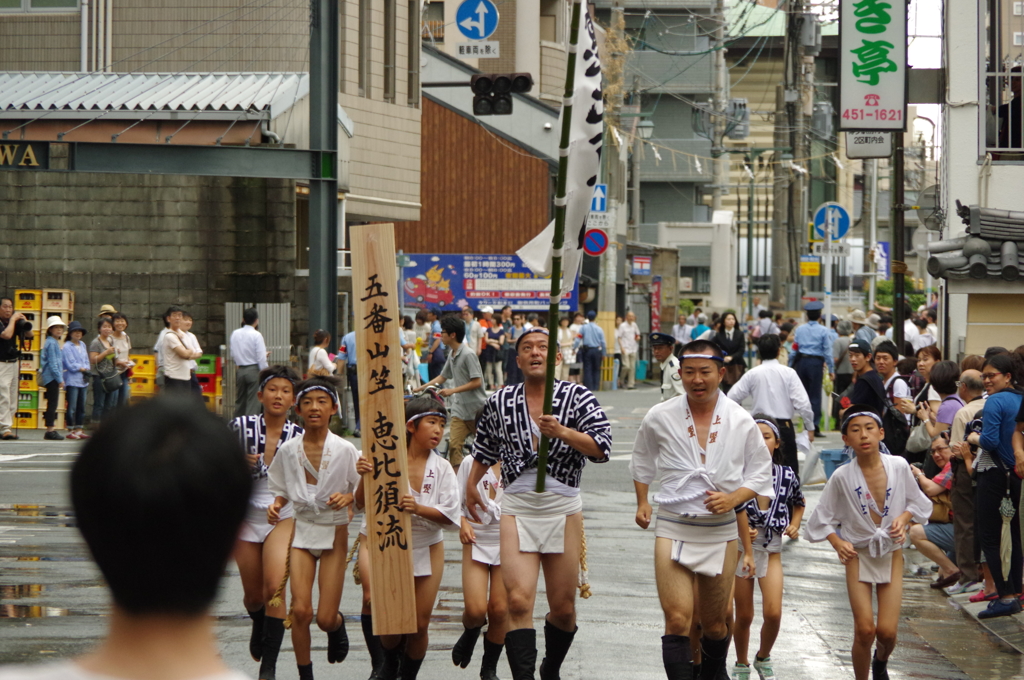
631,393,775,516
805,453,932,583
457,452,504,565
267,431,361,550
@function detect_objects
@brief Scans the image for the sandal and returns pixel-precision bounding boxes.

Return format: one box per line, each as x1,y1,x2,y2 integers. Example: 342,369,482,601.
969,590,998,603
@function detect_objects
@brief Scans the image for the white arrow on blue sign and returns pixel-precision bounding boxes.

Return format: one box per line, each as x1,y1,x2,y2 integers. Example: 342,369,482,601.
813,202,850,240
456,0,499,41
590,184,607,213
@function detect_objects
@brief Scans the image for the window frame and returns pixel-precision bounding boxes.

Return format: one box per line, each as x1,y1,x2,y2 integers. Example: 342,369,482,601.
0,0,80,12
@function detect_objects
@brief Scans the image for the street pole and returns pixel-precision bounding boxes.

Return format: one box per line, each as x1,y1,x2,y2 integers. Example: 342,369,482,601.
892,134,906,351
747,156,754,322
712,0,727,212
868,158,878,310
771,85,790,306
631,124,641,242
824,206,833,336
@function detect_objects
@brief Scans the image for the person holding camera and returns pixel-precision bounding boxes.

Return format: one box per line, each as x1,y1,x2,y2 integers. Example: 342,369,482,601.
0,297,34,440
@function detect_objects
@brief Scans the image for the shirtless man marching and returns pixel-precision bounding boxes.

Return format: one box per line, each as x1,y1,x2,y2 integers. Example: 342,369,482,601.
466,327,612,680
631,339,774,680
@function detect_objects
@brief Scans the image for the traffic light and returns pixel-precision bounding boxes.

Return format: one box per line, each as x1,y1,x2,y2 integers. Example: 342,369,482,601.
471,73,534,116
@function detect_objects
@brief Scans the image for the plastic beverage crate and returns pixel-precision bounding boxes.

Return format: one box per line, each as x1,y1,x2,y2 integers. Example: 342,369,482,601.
13,290,41,311
129,355,156,376
41,289,74,313
38,388,66,412
14,411,37,429
130,374,156,394
19,352,38,372
18,391,38,411
19,372,38,391
37,410,66,429
197,374,216,394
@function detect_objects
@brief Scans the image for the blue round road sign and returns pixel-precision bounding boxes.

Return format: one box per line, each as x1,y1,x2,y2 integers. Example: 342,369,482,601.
456,0,499,40
813,202,850,240
584,229,609,256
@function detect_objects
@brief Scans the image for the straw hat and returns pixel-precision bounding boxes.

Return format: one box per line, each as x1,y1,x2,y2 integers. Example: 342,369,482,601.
97,304,118,316
847,310,868,326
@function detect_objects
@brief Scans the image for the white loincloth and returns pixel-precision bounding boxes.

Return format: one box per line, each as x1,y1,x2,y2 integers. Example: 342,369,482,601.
471,523,501,565
735,528,781,579
655,511,738,577
502,491,583,554
854,546,897,584
239,477,294,544
294,484,348,552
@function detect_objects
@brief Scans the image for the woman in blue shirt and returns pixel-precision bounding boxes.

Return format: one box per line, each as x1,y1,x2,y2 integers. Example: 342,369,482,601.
39,316,67,440
62,320,91,440
967,352,1024,619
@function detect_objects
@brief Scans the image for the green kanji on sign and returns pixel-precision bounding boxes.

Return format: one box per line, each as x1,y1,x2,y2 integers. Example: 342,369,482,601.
852,0,892,34
850,40,898,85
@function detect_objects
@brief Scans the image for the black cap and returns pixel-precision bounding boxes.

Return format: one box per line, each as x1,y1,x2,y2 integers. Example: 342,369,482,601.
649,332,675,347
848,338,873,355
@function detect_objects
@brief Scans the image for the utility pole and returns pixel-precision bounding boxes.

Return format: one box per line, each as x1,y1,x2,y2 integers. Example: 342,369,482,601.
892,134,906,351
630,78,641,242
771,84,789,305
711,0,728,211
867,158,878,310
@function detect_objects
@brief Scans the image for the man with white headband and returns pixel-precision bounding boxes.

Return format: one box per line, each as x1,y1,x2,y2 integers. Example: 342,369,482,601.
805,405,931,680
466,326,612,680
630,339,774,680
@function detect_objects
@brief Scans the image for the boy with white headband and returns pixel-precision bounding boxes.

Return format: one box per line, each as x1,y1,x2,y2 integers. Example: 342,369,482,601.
467,326,611,680
805,405,931,680
266,376,361,680
631,339,774,680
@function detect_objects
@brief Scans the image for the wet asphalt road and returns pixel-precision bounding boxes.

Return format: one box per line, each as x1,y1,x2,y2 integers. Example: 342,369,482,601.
2,385,1024,679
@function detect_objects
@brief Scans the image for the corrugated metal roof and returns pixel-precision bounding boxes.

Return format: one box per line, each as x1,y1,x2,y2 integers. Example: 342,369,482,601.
0,72,309,120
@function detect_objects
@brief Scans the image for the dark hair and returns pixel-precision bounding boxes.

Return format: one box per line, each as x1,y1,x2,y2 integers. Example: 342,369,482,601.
985,346,1009,359
924,309,937,323
526,313,539,322
902,341,915,358
680,339,724,360
110,312,128,328
258,365,300,390
913,318,928,330
751,412,784,464
896,357,917,375
312,328,330,345
756,334,781,361
294,375,341,410
440,314,466,343
402,315,414,331
71,396,251,615
930,360,960,396
716,312,738,332
97,317,113,331
0,297,12,307
427,308,441,319
162,306,176,328
873,341,900,362
405,395,448,445
559,316,570,326
415,311,427,322
758,309,771,319
501,305,512,312
806,309,821,321
181,311,193,321
960,354,985,372
879,314,892,327
242,307,259,326
916,345,941,363
779,322,794,333
983,352,1024,386
840,404,882,434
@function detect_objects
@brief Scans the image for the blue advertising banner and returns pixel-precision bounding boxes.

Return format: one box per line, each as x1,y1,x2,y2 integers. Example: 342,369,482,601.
402,254,578,312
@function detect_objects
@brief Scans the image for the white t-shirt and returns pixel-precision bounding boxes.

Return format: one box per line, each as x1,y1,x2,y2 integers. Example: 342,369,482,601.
0,662,251,680
161,329,193,381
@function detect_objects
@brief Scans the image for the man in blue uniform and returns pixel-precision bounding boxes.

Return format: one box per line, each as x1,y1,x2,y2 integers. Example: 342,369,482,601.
574,310,607,391
790,301,834,436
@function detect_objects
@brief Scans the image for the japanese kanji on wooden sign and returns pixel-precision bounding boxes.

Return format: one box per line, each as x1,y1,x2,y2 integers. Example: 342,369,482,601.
351,223,417,636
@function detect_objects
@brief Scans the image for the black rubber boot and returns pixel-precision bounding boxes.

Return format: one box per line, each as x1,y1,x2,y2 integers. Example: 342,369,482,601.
661,634,693,680
698,635,730,680
361,614,384,679
248,606,266,661
480,637,504,680
378,643,402,680
327,612,349,664
258,616,286,680
297,663,314,680
453,625,483,668
871,651,890,680
538,620,576,680
400,653,425,680
503,628,537,680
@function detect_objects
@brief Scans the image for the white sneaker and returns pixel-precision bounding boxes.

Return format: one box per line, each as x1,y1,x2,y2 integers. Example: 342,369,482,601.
753,656,777,680
945,580,983,595
732,663,751,680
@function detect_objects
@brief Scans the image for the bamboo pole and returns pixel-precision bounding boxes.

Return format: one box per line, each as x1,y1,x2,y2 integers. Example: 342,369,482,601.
536,0,584,493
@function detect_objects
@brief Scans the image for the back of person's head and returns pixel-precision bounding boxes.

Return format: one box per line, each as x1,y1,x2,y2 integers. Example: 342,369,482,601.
440,314,466,343
930,360,960,395
837,319,853,336
960,354,985,372
896,357,917,375
874,341,899,363
984,346,1008,359
162,306,175,328
960,370,984,393
913,318,928,330
243,307,259,326
759,309,771,319
681,339,724,360
902,341,915,358
402,315,414,330
806,309,821,321
879,314,893,327
697,313,708,324
779,322,794,334
756,334,781,361
312,328,330,345
526,313,539,323
71,396,251,616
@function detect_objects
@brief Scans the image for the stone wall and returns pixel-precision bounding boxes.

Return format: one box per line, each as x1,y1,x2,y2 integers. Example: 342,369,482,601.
0,170,307,353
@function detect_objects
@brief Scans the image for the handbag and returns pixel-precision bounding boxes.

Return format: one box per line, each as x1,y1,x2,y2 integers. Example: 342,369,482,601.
96,339,122,393
929,490,953,523
309,347,333,377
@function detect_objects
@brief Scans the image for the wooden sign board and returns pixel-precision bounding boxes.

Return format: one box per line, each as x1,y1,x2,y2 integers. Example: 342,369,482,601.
350,223,417,636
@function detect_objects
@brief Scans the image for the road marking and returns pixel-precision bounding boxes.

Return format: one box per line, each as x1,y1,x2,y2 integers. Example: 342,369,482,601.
609,454,632,461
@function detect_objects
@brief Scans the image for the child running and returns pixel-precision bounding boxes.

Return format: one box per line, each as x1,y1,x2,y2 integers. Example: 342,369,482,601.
229,366,304,680
267,376,361,680
452,445,507,680
731,414,805,680
806,405,931,680
355,395,461,680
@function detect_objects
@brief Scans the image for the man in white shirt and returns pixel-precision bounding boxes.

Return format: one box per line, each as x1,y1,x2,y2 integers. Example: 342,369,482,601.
0,397,254,680
616,311,641,390
727,334,815,473
230,307,269,417
462,306,485,356
873,341,912,426
671,314,691,347
181,312,204,395
161,308,202,393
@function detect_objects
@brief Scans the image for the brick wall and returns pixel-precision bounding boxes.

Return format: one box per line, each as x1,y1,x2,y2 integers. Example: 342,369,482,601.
0,170,309,353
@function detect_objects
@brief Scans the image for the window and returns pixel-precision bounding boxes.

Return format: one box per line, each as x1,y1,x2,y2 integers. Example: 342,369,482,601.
423,1,443,42
985,0,1024,156
1016,32,1024,46
384,0,396,101
358,0,372,96
407,0,420,106
0,0,78,10
1016,1,1024,15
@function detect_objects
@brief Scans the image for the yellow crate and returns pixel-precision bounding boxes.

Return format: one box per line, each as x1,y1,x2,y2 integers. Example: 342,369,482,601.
14,411,36,429
129,374,156,394
130,354,156,376
202,393,223,415
36,409,66,430
13,290,42,311
41,289,74,313
19,352,38,372
38,388,65,412
215,376,223,396
28,332,40,352
19,372,38,391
